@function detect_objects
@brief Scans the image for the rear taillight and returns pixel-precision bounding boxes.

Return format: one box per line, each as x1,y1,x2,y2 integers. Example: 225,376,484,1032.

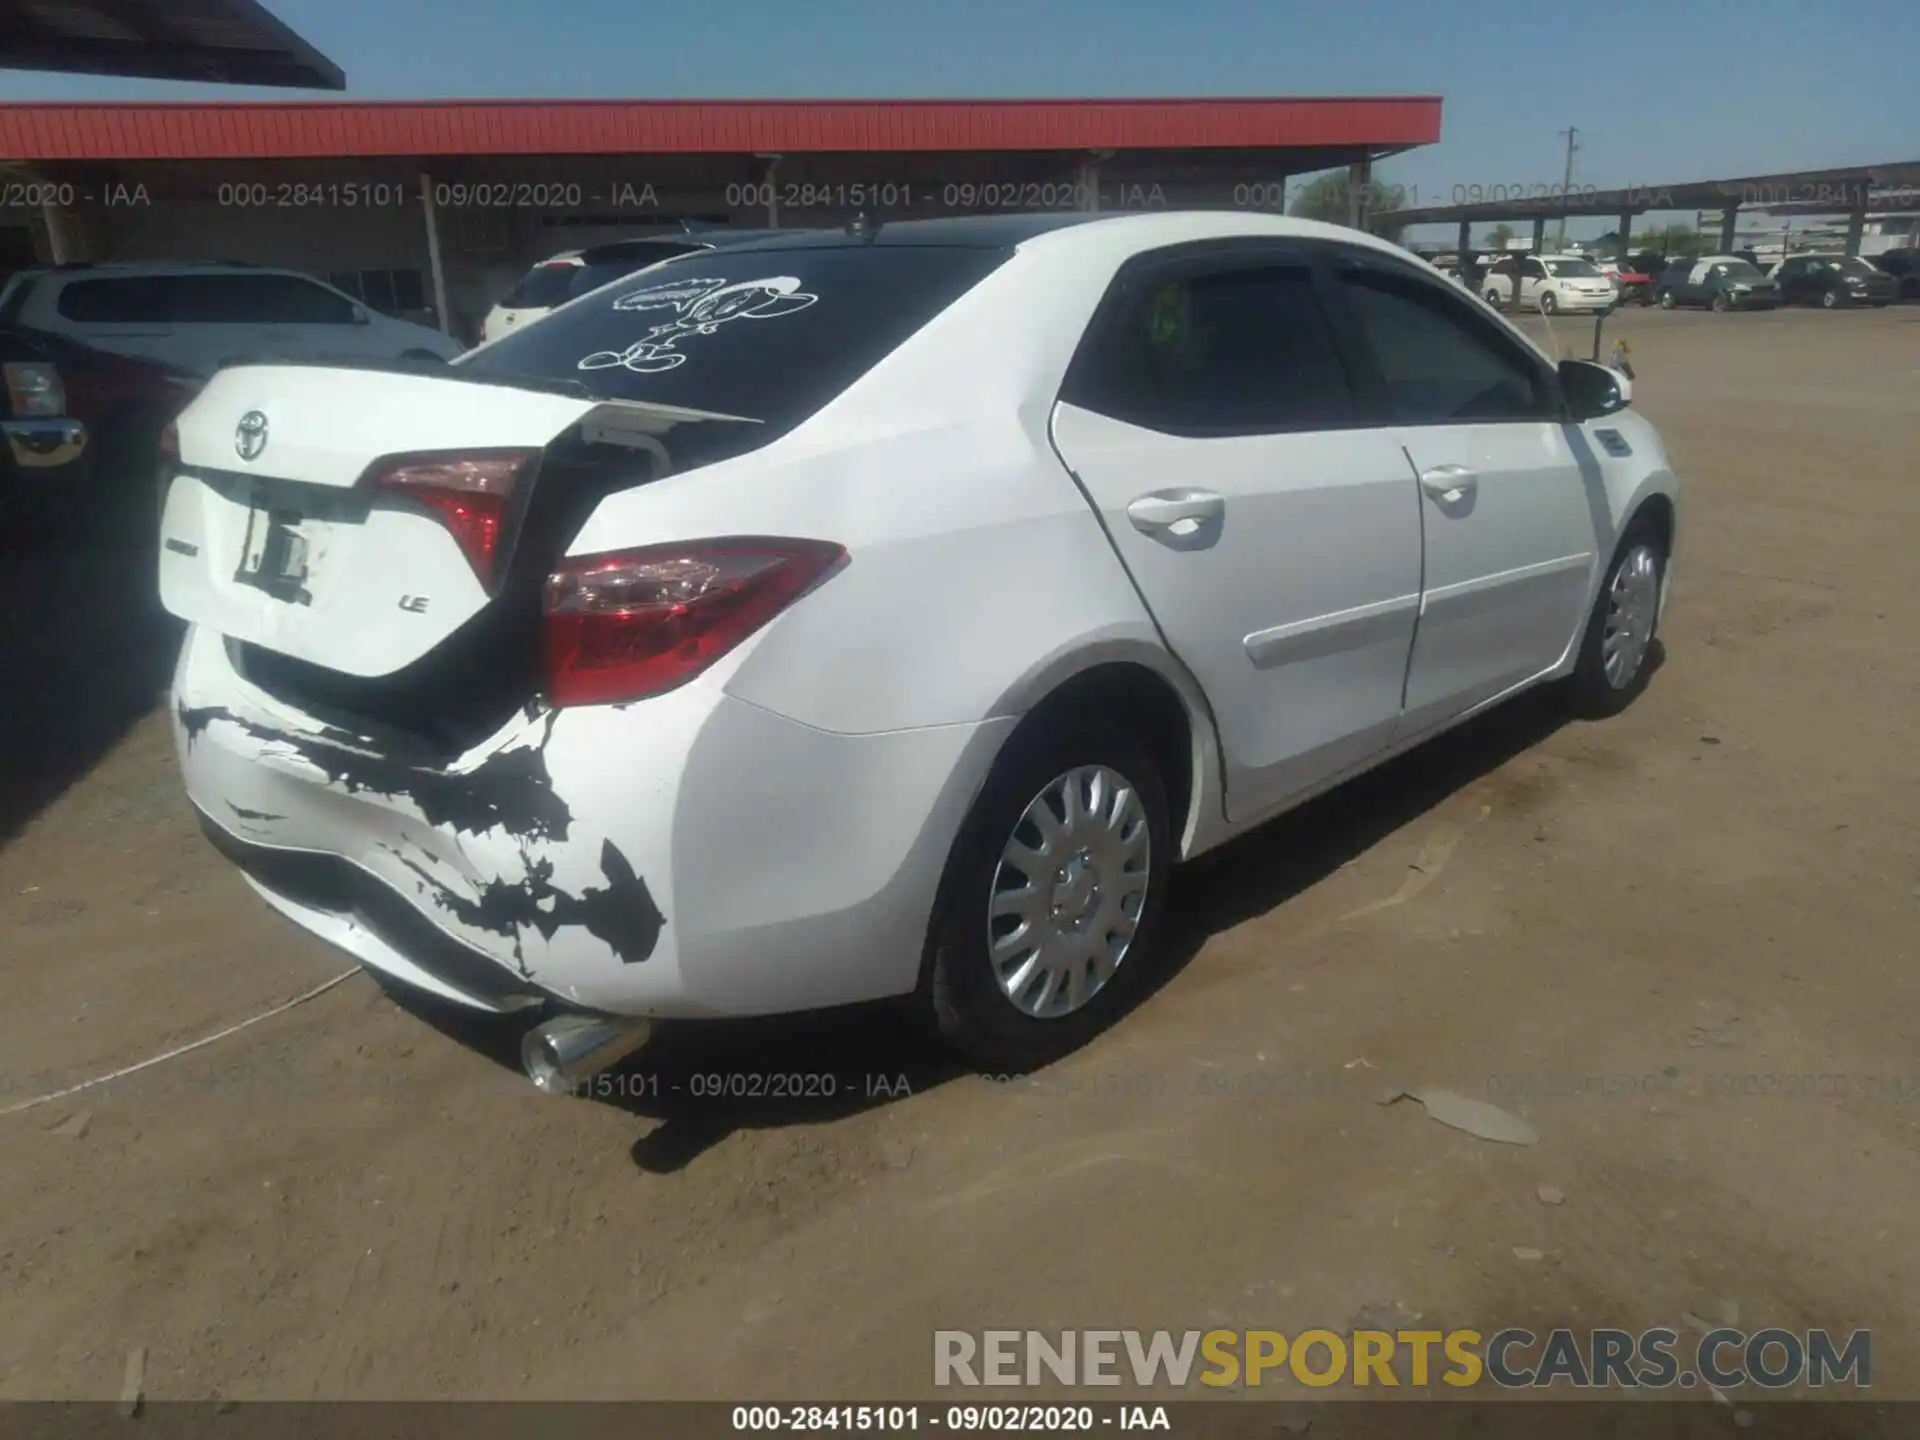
366,449,539,587
3,362,64,419
543,538,846,708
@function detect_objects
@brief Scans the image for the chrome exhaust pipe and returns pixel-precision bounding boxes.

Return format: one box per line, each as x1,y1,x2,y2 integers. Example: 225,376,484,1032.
522,1013,652,1097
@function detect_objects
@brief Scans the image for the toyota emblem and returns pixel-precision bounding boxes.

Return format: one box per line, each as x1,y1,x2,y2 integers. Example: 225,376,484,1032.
235,410,269,461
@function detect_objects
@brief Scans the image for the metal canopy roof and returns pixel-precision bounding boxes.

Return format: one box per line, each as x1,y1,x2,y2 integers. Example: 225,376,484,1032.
1381,160,1920,226
0,0,345,90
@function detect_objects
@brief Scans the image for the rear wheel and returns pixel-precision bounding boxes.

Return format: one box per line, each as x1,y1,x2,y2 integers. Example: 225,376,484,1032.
925,723,1172,1072
1569,519,1666,718
1657,290,1676,310
1710,291,1731,313
1538,290,1559,315
1821,289,1841,310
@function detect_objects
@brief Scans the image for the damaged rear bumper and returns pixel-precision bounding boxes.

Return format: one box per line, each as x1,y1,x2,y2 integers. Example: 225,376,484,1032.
195,813,553,1013
171,624,1013,1020
172,623,674,1016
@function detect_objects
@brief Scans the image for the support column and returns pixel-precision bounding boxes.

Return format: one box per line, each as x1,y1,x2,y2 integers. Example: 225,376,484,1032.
1718,205,1739,253
1843,192,1867,258
1531,215,1547,252
1617,208,1633,260
39,198,84,264
1456,217,1470,264
1078,158,1100,213
1347,156,1372,230
418,172,451,337
763,155,781,228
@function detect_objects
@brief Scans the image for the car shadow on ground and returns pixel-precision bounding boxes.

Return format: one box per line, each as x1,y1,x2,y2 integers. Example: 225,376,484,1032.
387,984,952,1174
390,668,1636,1176
0,505,181,848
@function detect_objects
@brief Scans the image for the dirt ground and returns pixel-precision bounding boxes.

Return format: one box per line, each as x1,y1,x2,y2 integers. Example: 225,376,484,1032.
1,305,1917,1405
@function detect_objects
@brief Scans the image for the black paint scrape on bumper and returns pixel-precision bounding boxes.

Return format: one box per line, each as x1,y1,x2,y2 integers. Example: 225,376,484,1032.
195,808,554,1011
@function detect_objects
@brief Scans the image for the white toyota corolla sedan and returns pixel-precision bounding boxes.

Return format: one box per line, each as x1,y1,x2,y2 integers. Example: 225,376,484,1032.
159,212,1679,1092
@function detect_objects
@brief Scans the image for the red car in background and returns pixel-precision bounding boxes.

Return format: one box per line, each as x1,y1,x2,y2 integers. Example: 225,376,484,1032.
3,327,90,533
1612,252,1667,306
3,324,201,543
25,327,203,478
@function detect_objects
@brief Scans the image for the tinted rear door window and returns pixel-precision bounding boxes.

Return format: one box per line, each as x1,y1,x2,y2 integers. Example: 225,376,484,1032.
225,275,358,324
55,272,356,324
57,276,185,323
1061,263,1354,435
460,244,1011,432
1334,266,1557,423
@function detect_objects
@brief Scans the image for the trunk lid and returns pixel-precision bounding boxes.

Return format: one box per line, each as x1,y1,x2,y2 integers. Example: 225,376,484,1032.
160,364,600,679
158,362,774,756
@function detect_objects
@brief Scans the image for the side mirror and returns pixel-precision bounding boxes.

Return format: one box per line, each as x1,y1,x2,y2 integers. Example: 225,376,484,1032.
1559,358,1631,421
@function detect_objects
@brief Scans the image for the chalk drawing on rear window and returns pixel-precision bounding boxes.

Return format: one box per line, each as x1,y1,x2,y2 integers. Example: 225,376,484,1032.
578,276,820,374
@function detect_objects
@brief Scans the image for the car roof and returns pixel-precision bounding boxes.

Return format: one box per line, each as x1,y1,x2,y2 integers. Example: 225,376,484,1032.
682,210,1426,264
669,213,1106,255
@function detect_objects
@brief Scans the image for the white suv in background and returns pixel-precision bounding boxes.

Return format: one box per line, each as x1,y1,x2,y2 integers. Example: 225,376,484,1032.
0,262,464,378
1482,253,1619,314
482,238,719,344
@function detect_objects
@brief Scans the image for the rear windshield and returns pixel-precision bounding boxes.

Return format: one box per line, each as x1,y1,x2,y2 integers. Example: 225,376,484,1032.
459,244,1011,432
500,263,581,310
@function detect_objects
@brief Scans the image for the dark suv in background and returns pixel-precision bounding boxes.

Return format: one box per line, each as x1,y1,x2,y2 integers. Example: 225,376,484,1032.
1774,254,1899,308
1869,249,1920,300
1655,256,1781,311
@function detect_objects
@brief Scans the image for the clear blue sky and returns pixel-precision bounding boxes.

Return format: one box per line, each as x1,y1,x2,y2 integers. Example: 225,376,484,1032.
4,0,1914,240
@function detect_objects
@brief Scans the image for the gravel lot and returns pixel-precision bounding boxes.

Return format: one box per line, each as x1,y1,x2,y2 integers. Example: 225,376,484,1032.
1,305,1916,1403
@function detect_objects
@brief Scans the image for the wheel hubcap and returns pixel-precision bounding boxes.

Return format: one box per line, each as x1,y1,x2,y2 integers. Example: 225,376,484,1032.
988,765,1151,1019
1601,543,1659,689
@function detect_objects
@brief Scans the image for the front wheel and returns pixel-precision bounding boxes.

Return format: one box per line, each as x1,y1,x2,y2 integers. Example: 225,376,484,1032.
925,723,1172,1072
1568,522,1666,718
1657,290,1676,310
1821,290,1840,310
1710,291,1731,313
1538,291,1558,315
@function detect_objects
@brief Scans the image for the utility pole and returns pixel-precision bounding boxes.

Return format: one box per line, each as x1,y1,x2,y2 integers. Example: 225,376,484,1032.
1555,126,1580,250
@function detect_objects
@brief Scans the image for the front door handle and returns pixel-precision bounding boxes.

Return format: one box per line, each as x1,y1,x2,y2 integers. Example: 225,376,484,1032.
1419,465,1478,504
1127,488,1225,535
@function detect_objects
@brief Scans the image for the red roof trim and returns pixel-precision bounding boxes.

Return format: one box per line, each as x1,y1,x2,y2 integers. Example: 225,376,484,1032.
0,97,1442,162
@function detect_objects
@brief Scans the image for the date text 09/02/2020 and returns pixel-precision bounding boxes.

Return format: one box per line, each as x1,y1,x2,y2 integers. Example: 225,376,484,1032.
730,1406,1168,1433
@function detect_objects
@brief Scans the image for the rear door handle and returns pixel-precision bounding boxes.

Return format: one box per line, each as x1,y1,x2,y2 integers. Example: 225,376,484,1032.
1418,465,1478,503
1126,488,1225,535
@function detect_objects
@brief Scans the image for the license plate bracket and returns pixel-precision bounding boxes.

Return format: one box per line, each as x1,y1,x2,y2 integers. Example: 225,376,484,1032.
235,490,313,605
